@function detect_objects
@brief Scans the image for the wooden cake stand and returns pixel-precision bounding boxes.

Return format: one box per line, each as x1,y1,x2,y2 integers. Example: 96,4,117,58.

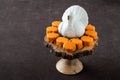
44,37,98,75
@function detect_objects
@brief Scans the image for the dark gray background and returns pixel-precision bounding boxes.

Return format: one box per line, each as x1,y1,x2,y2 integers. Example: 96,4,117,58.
0,0,120,80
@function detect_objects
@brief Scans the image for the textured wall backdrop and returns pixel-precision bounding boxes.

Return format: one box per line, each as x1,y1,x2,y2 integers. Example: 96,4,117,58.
0,0,120,80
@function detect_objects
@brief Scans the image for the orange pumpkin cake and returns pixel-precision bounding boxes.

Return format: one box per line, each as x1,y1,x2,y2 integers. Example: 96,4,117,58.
52,21,61,27
71,38,83,49
86,24,95,31
63,41,76,53
46,26,58,34
81,36,94,47
46,33,59,43
85,31,98,40
56,37,69,47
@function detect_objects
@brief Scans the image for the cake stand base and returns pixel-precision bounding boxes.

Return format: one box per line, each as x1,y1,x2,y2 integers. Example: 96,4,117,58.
56,58,83,75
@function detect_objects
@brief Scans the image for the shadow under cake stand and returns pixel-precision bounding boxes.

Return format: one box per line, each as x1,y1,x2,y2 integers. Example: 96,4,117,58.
44,37,98,75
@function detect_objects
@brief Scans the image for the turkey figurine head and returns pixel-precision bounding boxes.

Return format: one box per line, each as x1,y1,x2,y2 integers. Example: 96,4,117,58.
58,5,89,38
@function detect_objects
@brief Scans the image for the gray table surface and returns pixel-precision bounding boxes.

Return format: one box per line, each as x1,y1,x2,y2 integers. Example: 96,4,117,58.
0,0,120,80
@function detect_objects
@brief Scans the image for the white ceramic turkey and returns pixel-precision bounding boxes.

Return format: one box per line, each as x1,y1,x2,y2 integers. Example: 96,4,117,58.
58,5,89,38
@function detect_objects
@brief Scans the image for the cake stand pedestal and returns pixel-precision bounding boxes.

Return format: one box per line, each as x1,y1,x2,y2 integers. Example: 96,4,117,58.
44,37,98,75
56,58,83,75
